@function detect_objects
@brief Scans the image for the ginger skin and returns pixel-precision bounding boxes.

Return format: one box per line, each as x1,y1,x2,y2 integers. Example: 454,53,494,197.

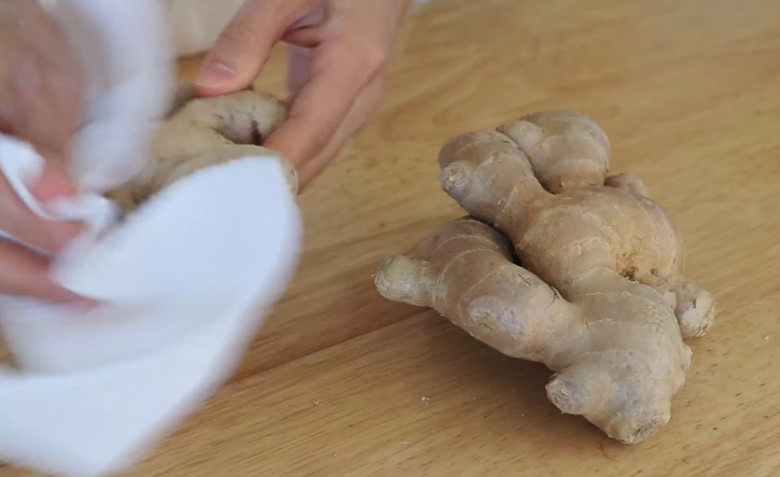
374,110,716,444
438,113,714,339
106,83,297,211
496,111,611,193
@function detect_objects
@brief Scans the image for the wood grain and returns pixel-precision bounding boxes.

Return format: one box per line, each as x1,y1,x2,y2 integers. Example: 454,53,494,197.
4,0,780,475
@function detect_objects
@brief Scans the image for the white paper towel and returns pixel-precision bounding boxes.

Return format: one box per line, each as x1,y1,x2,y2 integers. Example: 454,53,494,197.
0,1,302,476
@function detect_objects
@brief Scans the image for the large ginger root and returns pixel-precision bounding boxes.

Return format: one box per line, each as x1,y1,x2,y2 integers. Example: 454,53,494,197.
106,83,297,212
374,111,716,444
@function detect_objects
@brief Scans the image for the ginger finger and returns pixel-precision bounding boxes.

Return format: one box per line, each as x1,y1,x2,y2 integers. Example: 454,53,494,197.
649,273,717,339
497,111,611,193
605,172,650,198
376,218,583,361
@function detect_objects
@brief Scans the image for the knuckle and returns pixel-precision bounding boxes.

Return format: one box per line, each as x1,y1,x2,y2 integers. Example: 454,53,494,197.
333,34,390,77
359,42,391,72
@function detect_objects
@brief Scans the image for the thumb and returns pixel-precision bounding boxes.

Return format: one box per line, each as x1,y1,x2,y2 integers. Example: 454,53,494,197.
195,1,293,97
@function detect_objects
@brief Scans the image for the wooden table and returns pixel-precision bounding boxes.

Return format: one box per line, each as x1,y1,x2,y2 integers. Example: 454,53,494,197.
4,0,780,475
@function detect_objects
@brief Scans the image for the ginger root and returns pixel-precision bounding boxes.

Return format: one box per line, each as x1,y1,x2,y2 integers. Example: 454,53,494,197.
106,83,297,212
374,110,716,444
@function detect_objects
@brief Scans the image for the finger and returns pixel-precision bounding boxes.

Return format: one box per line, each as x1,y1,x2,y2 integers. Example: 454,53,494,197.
7,55,80,205
2,24,83,199
11,54,79,157
0,170,82,254
297,75,387,190
0,201,83,255
0,0,83,158
28,155,79,204
263,35,385,168
0,39,82,188
13,0,78,75
0,238,87,303
195,0,311,96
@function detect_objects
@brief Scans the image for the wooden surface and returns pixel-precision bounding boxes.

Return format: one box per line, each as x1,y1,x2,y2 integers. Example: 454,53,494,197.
5,0,780,475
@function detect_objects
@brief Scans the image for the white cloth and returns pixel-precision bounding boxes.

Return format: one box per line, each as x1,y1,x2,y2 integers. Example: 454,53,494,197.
0,1,302,476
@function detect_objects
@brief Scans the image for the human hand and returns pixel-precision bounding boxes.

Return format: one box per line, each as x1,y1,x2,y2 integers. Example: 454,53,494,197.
0,0,88,303
194,0,414,190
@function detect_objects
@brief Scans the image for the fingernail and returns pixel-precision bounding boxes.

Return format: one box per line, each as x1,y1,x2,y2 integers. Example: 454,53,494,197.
30,173,77,203
196,61,236,88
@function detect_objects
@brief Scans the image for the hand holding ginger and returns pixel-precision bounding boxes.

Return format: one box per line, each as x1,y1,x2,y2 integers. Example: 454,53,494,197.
107,83,297,212
374,110,716,444
195,0,414,189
